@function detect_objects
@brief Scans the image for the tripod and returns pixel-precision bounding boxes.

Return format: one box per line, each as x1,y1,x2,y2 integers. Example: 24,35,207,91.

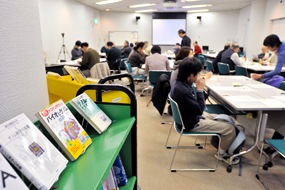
57,33,70,62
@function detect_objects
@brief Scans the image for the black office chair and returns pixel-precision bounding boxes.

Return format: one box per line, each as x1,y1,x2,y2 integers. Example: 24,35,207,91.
110,59,121,74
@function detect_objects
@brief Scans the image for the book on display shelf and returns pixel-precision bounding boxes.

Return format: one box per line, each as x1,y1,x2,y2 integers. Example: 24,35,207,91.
113,154,128,187
70,93,112,134
36,99,92,161
106,167,119,190
0,153,29,190
0,113,68,190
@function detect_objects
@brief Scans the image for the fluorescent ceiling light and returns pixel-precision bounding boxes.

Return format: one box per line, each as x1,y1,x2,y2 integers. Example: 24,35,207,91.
129,3,156,8
187,9,209,13
96,0,121,5
106,9,110,11
183,4,212,9
185,0,202,1
135,9,157,13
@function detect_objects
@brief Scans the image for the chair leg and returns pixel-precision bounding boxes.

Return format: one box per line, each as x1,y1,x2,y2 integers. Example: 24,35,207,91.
161,112,172,124
165,124,174,149
256,142,270,190
170,131,184,172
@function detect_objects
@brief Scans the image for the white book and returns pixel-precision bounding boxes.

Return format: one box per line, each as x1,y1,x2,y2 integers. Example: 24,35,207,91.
0,114,68,190
0,153,29,190
36,100,92,161
70,93,112,134
106,167,119,190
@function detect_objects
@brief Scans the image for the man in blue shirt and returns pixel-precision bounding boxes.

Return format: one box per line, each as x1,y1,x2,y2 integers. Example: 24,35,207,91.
170,57,239,164
251,34,285,80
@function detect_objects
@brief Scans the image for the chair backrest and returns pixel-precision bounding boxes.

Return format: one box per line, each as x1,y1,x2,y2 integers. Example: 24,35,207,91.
235,65,247,76
279,81,285,90
218,62,230,75
168,94,183,127
194,54,199,58
206,60,213,72
202,54,207,61
239,52,245,57
125,62,133,74
149,70,171,84
120,58,127,70
198,55,205,65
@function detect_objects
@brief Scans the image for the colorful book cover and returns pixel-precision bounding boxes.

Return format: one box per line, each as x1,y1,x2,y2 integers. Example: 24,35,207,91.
36,99,92,161
71,93,112,134
0,153,29,190
0,113,68,190
113,154,128,187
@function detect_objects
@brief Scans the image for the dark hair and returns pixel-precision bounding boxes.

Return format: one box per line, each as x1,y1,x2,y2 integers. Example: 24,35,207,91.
178,29,186,34
195,41,198,44
130,43,134,47
224,43,230,50
175,46,191,61
176,43,180,46
81,42,89,48
134,42,145,51
151,45,161,54
75,40,81,46
125,40,129,45
263,34,282,48
107,41,113,47
177,57,203,82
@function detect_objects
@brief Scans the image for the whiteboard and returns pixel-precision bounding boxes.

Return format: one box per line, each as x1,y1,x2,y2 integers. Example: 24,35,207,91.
109,31,138,46
152,19,186,45
271,18,285,41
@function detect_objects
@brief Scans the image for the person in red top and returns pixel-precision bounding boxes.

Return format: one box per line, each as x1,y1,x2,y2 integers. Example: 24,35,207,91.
193,41,202,54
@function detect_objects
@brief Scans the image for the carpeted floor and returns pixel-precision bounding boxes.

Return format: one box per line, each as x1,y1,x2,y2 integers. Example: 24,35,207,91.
134,84,285,190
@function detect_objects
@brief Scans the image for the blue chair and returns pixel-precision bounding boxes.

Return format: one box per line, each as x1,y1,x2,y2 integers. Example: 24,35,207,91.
218,62,231,75
198,54,205,65
206,60,214,72
235,65,248,77
124,62,147,82
120,58,127,70
166,94,221,172
279,81,285,90
141,70,171,107
194,54,199,58
239,52,245,57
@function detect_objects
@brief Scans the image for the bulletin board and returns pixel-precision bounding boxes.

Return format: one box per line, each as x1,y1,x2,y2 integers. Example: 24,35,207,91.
109,31,138,46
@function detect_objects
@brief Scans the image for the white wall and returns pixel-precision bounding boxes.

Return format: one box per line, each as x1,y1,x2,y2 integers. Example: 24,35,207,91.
0,1,49,123
100,12,152,48
187,10,239,52
263,0,285,38
236,5,251,50
39,0,101,63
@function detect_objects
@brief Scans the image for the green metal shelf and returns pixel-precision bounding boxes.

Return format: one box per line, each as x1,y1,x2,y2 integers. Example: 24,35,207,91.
52,117,136,190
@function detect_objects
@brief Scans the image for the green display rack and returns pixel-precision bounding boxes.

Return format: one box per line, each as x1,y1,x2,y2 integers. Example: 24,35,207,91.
32,84,137,190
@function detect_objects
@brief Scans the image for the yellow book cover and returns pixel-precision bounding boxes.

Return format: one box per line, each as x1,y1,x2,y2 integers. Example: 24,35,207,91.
36,100,92,161
64,66,88,84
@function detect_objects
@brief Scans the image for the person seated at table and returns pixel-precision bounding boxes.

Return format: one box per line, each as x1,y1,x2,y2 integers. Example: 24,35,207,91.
100,43,108,54
106,41,121,70
127,42,147,75
212,43,230,74
193,41,202,54
173,43,180,55
170,47,212,86
221,43,245,70
121,40,132,57
265,52,278,65
78,42,100,77
130,43,134,48
252,46,270,62
251,34,285,80
143,41,151,55
145,45,171,73
170,57,239,165
71,40,83,60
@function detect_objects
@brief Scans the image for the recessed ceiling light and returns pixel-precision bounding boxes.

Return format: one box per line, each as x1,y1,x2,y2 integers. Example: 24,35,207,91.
187,9,209,13
135,9,158,13
96,0,122,5
106,9,110,11
182,4,212,9
129,3,156,8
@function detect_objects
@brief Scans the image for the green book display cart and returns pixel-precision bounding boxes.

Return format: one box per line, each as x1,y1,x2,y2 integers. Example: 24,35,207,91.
31,84,137,190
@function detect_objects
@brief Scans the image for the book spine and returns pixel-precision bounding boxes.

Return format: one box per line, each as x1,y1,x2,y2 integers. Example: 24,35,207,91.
111,166,119,190
106,168,119,190
0,144,46,190
36,113,75,161
103,180,108,190
113,155,128,187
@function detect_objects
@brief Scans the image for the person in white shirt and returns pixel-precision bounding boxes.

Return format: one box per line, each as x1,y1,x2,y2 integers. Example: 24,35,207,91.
145,45,171,73
221,43,245,70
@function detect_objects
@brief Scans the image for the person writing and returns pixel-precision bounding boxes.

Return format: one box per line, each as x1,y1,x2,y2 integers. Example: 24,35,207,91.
71,40,83,60
251,34,285,80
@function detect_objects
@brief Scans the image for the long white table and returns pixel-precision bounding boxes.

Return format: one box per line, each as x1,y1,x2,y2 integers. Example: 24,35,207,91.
206,76,285,167
242,63,285,72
